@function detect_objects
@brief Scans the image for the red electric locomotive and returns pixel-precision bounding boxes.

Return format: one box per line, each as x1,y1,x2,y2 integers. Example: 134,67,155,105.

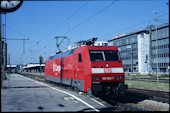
44,38,127,96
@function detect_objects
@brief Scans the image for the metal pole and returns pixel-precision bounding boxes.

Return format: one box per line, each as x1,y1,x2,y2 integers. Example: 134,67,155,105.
23,39,25,54
131,43,133,79
4,13,7,79
3,23,7,79
153,11,159,82
0,5,2,88
8,54,10,87
39,55,42,76
2,13,7,80
4,38,29,55
40,63,41,75
148,24,153,74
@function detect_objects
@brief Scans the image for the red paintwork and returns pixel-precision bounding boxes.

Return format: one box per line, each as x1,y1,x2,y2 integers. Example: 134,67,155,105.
45,46,124,92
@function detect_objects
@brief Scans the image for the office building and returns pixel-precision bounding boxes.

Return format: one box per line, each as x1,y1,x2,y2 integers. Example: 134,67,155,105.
108,23,169,73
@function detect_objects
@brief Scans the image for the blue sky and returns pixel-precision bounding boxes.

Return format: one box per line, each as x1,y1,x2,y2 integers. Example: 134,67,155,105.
2,0,169,65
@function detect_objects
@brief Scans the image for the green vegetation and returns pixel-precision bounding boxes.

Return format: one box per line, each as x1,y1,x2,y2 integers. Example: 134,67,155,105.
125,80,169,91
125,73,170,80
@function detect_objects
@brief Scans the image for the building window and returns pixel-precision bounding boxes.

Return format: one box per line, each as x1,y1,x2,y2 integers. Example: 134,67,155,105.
132,36,137,43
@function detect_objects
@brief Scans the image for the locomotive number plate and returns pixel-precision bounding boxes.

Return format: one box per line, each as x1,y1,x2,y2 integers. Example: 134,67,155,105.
102,77,114,80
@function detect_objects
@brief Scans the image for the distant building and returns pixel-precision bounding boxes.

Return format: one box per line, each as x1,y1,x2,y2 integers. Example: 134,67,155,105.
6,65,17,73
150,23,169,73
22,63,45,72
108,23,169,73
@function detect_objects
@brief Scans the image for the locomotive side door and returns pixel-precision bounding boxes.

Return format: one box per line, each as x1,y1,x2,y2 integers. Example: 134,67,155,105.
72,54,78,88
74,54,78,80
72,53,84,91
73,54,84,80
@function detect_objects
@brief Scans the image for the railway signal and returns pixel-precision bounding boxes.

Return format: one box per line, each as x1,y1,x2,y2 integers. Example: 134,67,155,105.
39,55,43,65
39,55,43,75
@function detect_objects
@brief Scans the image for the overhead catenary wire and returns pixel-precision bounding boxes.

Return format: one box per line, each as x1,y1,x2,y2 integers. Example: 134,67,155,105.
12,12,168,65
7,1,168,64
32,1,117,56
16,12,168,64
98,13,169,41
34,14,168,57
7,1,89,63
7,0,135,63
62,1,116,36
6,25,29,39
25,1,89,53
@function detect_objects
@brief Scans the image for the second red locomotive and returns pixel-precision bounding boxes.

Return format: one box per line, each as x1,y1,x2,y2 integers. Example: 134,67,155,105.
44,40,127,96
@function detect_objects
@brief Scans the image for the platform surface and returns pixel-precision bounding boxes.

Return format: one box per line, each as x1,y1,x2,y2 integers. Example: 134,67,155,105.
1,73,113,112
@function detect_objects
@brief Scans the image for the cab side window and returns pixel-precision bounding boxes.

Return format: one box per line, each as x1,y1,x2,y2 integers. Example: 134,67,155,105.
78,54,82,62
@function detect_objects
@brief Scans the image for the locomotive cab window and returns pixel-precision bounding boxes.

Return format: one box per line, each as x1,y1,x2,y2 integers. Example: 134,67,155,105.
105,50,120,61
89,51,104,61
89,50,120,61
78,54,82,62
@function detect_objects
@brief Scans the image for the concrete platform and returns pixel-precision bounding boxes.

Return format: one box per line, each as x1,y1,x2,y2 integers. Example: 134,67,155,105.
1,74,113,112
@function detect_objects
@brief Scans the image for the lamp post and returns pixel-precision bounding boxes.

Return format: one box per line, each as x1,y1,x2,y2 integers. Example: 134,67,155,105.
1,0,23,88
127,44,133,79
130,43,133,79
153,11,159,82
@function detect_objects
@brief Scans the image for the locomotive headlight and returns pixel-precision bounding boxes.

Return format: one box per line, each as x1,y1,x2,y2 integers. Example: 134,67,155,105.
96,77,99,80
93,77,99,81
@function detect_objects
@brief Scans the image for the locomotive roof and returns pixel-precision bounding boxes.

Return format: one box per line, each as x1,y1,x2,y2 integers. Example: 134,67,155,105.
48,48,76,61
48,45,118,61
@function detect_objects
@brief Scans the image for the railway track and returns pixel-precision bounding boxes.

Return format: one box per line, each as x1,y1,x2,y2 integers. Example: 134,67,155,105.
126,88,169,104
100,95,148,111
18,73,169,111
110,100,147,111
99,89,169,111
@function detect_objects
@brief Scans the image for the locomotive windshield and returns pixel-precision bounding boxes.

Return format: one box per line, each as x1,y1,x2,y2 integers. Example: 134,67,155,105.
89,50,120,61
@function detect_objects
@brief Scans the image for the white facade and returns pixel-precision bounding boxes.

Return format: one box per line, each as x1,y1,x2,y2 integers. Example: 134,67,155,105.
137,33,149,73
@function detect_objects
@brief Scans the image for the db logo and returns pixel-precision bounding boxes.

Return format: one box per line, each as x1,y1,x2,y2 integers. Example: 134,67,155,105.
104,68,112,73
53,63,61,75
